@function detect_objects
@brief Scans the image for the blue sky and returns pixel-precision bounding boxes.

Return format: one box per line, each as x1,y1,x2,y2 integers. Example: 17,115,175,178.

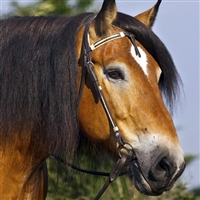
0,0,199,190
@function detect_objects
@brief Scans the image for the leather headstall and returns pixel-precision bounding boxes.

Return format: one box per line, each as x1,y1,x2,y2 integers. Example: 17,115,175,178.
53,23,139,200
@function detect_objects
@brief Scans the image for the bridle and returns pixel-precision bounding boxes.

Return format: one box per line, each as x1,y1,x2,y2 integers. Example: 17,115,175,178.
53,23,140,199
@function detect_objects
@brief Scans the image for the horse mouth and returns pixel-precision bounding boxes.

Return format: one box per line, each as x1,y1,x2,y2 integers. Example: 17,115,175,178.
128,150,185,196
129,161,165,196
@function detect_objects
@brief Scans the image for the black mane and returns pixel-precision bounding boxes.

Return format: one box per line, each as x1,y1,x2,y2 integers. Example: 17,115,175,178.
114,12,181,110
0,14,93,156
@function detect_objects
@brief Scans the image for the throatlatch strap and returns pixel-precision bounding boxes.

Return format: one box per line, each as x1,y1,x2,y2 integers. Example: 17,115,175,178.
52,153,127,177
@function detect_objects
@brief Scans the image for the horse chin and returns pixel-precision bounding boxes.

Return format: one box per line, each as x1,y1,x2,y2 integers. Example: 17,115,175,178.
130,162,163,196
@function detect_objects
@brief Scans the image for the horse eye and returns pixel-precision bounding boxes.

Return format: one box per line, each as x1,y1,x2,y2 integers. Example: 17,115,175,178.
107,69,124,80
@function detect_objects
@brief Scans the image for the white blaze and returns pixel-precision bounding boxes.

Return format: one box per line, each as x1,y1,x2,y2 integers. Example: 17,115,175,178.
131,45,148,76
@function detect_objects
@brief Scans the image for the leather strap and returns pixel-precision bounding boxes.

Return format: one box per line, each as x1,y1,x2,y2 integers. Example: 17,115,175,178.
53,23,138,200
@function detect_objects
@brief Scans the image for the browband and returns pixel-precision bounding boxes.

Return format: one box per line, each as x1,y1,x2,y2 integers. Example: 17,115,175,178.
89,32,126,50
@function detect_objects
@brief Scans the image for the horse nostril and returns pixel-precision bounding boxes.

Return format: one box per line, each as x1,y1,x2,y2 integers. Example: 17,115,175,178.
149,156,175,182
158,158,171,177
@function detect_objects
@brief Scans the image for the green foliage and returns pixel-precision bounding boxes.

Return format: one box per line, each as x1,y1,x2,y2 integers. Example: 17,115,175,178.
46,155,134,200
10,0,94,16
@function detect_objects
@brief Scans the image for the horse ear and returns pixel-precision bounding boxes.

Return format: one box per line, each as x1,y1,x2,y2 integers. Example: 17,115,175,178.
135,0,162,28
90,0,117,38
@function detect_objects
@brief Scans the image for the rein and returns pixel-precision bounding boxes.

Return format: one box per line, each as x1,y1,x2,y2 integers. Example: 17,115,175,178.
53,23,139,199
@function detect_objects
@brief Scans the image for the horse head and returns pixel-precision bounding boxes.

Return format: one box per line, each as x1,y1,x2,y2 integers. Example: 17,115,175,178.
78,0,185,195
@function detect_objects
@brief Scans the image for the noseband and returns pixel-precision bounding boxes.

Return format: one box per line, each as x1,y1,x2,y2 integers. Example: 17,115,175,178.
53,23,139,200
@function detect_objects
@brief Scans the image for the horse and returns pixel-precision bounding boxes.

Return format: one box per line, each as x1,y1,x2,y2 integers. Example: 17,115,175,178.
0,0,185,199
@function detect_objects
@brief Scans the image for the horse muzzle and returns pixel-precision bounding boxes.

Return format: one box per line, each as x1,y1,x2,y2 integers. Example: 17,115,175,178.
129,149,186,195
